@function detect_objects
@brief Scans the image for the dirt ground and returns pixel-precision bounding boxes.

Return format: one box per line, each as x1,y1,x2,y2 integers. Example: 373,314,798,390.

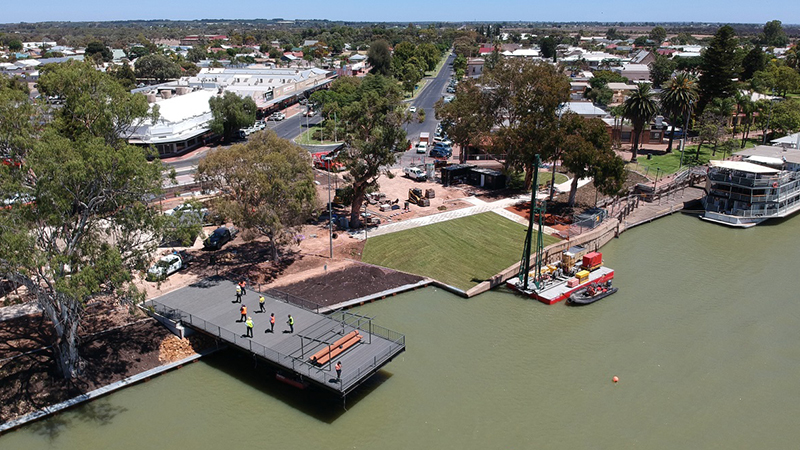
276,264,424,307
0,304,213,423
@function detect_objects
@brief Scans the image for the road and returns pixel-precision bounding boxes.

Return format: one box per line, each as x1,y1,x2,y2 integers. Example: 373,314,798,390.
164,54,454,185
397,53,456,168
163,108,323,186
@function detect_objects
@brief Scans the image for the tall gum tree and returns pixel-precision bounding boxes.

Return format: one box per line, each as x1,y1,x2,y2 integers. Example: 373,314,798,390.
313,75,407,226
196,130,317,262
485,58,570,190
0,61,165,379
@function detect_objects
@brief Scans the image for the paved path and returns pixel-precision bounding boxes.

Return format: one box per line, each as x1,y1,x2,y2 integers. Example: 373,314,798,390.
351,194,530,240
0,302,41,323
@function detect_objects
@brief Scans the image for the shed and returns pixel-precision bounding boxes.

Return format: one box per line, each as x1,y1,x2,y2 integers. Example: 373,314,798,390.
468,167,506,189
440,164,476,187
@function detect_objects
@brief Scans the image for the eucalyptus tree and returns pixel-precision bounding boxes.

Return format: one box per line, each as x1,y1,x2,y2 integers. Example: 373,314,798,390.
0,61,164,379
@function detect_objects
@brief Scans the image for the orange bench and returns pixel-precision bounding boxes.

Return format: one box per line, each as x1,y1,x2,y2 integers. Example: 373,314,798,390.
310,331,362,365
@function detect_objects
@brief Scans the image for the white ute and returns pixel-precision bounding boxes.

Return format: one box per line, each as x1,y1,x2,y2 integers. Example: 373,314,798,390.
404,166,427,181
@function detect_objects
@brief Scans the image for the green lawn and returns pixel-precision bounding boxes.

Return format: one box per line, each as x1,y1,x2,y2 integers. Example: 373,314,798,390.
633,138,760,176
362,212,559,290
508,170,569,189
294,124,342,145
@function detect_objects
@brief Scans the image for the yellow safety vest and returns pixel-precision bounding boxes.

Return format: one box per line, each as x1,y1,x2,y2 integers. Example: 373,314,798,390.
288,317,294,325
259,296,265,304
246,319,253,328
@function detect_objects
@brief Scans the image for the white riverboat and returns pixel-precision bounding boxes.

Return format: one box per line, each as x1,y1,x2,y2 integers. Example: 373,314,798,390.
702,145,800,228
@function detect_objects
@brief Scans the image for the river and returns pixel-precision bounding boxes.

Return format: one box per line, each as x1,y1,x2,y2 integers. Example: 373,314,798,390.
3,213,800,449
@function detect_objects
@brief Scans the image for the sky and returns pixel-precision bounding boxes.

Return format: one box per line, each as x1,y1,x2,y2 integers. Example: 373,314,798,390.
1,0,798,25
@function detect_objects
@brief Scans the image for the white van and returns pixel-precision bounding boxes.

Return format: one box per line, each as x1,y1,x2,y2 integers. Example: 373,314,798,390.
416,141,428,154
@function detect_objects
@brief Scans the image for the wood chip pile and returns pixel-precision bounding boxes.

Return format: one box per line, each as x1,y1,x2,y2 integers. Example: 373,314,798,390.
158,334,213,363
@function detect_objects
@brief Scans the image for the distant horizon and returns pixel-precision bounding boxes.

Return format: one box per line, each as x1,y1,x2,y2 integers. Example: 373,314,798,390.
1,0,798,28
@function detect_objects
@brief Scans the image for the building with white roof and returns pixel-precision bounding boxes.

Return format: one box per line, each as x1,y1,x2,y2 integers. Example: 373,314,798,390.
125,88,216,157
560,101,609,118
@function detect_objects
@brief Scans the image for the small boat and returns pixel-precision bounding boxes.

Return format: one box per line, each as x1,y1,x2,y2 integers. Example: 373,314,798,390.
566,282,618,306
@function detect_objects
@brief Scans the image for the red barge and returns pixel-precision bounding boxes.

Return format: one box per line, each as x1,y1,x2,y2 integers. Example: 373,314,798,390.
506,155,616,304
507,247,615,305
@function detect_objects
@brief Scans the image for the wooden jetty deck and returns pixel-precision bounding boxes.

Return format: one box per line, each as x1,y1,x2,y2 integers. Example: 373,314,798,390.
145,277,405,396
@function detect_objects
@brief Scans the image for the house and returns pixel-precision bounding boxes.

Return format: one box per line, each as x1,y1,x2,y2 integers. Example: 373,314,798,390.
603,117,666,147
630,50,655,65
617,63,651,82
302,40,319,48
466,58,484,78
348,54,368,63
606,82,639,104
560,101,609,118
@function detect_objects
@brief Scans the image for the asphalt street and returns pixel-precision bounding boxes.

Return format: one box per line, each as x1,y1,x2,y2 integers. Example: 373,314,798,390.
164,53,455,184
398,53,456,168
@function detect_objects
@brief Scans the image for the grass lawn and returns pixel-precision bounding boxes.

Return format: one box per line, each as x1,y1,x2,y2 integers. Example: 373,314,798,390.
362,212,559,290
633,138,760,176
508,170,570,189
294,124,342,145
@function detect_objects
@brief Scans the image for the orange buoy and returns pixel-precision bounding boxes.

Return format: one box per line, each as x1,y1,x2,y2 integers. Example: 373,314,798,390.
612,376,619,383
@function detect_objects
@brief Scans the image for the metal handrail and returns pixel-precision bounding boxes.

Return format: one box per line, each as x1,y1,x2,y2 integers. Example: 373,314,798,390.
147,299,405,393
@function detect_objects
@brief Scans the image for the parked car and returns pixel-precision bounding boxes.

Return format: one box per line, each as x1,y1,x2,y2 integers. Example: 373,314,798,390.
269,112,286,121
203,226,237,250
429,148,450,159
416,141,428,154
146,251,194,281
403,166,427,181
433,137,452,146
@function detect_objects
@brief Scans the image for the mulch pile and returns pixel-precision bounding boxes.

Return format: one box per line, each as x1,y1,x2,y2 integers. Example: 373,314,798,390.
158,334,214,364
277,264,424,307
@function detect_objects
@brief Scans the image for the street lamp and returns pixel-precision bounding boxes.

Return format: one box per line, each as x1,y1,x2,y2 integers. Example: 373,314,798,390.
327,169,333,259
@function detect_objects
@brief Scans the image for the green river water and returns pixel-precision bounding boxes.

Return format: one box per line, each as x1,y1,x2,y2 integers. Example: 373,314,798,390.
3,213,800,449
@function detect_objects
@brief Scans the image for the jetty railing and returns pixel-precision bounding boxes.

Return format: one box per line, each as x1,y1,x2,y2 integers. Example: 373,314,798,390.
265,289,323,314
146,298,405,394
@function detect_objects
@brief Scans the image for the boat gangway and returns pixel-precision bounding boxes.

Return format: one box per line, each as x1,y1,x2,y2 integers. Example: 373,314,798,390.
145,277,405,396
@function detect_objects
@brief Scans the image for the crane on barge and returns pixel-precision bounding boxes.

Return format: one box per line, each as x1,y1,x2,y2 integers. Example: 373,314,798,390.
517,154,546,292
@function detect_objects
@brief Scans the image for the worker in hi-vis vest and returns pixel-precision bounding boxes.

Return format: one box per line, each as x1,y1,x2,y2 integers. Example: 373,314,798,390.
287,314,294,333
245,316,254,338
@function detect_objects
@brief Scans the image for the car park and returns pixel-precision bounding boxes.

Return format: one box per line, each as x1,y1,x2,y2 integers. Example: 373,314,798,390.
203,226,237,250
429,148,450,159
433,136,452,146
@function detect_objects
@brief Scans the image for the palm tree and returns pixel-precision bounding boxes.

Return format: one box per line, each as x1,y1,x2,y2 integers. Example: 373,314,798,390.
660,72,699,153
622,84,659,162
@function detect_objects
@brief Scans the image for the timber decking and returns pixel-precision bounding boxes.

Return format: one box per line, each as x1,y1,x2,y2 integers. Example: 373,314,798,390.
146,277,405,396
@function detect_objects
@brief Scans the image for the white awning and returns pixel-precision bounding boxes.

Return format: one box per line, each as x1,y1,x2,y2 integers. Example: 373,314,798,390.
709,160,780,174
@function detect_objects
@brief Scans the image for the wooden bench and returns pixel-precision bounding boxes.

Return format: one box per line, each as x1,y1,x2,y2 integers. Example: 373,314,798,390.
310,331,362,366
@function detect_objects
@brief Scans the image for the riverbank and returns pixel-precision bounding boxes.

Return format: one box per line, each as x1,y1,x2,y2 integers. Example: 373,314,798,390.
0,306,214,426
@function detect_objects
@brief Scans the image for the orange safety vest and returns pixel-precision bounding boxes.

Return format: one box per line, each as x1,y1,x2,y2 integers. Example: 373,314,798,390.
241,306,247,314
270,316,275,324
335,362,341,371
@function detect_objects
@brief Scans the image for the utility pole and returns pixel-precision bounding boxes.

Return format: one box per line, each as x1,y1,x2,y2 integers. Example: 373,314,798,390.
328,169,333,259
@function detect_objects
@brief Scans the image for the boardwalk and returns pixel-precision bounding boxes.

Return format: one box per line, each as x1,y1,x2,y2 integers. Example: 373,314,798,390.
146,277,405,396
